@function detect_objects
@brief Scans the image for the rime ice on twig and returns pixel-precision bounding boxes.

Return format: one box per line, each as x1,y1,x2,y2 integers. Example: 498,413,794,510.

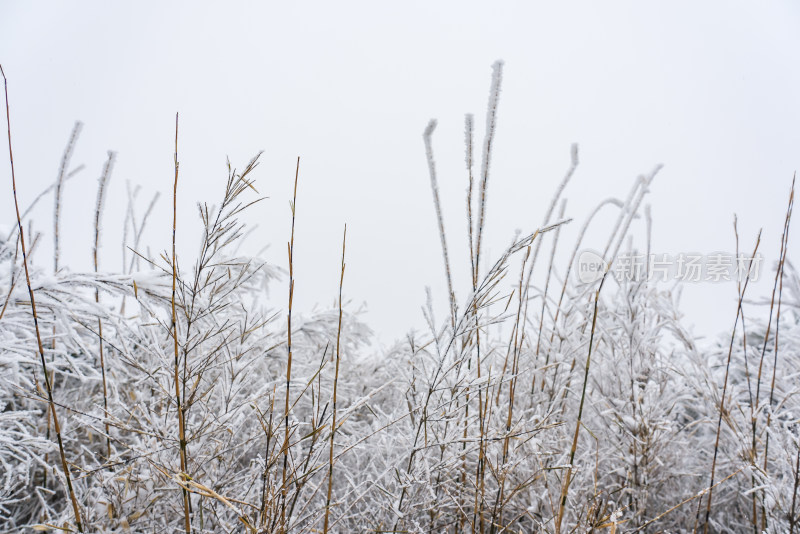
53,121,83,274
423,119,456,328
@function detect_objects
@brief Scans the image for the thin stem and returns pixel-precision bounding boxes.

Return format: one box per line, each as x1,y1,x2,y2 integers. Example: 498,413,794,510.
555,271,608,534
93,150,114,461
324,225,346,533
474,60,504,282
171,112,192,534
1,64,84,533
761,175,793,527
280,156,300,533
424,119,456,328
699,231,761,534
54,120,82,274
790,438,800,534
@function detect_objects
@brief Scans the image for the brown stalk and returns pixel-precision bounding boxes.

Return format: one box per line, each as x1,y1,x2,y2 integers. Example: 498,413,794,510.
280,156,300,533
474,61,503,279
258,387,277,527
491,245,531,530
731,215,759,534
473,296,485,534
555,270,608,534
736,177,794,534
458,113,475,534
171,112,192,533
760,175,793,530
791,439,800,533
535,200,567,368
323,225,347,533
1,64,84,532
471,62,504,534
465,110,486,533
93,151,115,461
749,226,785,531
698,231,761,534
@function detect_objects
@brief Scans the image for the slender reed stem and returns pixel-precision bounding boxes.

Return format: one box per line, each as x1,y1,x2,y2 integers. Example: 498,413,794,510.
259,388,276,527
474,60,503,279
491,245,531,531
761,176,793,530
465,113,476,282
93,150,114,461
733,215,759,534
171,112,191,533
424,119,456,328
1,64,84,533
459,112,475,534
635,468,744,533
555,271,608,534
324,225,346,533
472,62,503,534
699,231,761,534
280,156,300,533
54,121,82,274
791,439,800,533
741,177,794,533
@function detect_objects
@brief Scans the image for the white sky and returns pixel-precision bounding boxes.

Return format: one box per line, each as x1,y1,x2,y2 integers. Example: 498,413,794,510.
2,2,799,345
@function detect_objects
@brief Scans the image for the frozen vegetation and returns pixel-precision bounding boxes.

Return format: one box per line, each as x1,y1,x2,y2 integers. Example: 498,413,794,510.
1,63,799,533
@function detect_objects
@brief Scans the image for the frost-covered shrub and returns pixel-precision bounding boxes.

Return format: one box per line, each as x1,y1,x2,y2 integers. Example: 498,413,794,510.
1,62,798,533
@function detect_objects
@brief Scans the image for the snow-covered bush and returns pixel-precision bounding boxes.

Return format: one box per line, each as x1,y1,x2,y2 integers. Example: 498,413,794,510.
1,62,798,533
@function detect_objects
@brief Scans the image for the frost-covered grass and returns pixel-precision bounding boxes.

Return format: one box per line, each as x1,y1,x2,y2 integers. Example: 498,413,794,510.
1,62,799,533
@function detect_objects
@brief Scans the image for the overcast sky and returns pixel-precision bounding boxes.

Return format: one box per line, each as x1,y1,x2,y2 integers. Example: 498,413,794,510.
2,2,799,345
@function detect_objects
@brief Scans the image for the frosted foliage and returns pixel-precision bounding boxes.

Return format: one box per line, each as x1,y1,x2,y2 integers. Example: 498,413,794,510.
1,64,798,533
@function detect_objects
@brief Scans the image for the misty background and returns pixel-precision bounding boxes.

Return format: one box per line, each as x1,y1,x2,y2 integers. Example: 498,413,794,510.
1,1,799,345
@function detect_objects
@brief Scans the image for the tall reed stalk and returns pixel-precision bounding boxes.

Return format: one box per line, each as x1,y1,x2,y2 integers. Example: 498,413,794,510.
699,231,761,534
759,176,794,531
323,225,346,533
54,121,82,274
280,156,301,533
93,150,114,461
1,64,84,532
555,271,608,534
171,112,192,533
